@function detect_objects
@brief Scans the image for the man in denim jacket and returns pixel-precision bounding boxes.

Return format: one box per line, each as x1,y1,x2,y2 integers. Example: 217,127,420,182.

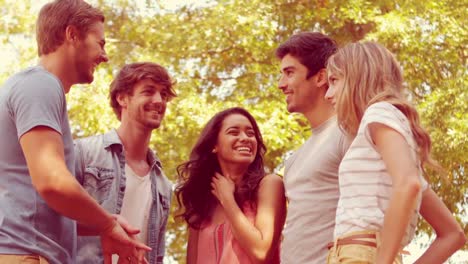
74,62,176,264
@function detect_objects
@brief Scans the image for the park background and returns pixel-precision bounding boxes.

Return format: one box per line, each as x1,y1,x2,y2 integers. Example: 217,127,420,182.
0,0,466,263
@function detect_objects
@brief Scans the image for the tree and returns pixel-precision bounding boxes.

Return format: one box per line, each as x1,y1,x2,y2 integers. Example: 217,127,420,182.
1,0,466,262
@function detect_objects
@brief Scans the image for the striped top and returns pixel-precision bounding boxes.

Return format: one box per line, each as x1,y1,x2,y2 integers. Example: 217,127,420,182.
334,102,428,246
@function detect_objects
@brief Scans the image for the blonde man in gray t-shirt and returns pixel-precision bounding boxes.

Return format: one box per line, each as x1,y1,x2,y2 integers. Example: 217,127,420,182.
0,1,149,263
276,32,350,263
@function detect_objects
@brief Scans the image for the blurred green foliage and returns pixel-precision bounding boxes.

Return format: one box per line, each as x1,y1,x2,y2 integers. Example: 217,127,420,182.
0,0,466,262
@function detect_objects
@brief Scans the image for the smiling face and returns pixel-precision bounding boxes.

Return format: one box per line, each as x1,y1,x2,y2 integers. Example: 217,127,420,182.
214,114,258,168
74,21,108,84
119,79,168,130
278,54,322,114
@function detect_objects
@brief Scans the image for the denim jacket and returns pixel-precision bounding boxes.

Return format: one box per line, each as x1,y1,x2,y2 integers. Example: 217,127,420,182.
74,129,172,264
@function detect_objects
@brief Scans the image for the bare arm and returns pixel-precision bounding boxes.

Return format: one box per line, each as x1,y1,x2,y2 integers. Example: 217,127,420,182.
21,127,117,230
78,214,141,237
212,173,286,263
414,188,466,263
369,123,422,264
20,127,150,261
187,228,199,264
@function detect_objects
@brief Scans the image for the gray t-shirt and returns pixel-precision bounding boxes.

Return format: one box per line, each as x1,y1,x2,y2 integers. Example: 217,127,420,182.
0,66,76,264
281,116,350,264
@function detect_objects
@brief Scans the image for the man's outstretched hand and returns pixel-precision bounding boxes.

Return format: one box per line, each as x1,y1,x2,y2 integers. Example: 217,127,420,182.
101,216,151,264
112,214,141,236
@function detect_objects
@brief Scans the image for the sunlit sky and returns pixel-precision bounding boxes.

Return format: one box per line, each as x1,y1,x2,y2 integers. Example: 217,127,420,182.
1,0,466,263
30,0,214,9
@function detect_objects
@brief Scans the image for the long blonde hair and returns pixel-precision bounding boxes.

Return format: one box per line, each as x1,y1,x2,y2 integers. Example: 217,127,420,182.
327,42,442,174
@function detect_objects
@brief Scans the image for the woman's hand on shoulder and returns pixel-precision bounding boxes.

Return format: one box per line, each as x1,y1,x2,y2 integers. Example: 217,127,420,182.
211,172,236,206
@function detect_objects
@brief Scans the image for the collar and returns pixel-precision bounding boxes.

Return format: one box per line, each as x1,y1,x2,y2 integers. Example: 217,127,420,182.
102,129,162,168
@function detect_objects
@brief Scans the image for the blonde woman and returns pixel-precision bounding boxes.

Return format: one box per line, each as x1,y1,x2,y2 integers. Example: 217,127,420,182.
324,42,466,263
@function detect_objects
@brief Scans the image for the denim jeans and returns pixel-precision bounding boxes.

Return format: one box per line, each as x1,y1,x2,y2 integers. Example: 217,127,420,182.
327,230,403,264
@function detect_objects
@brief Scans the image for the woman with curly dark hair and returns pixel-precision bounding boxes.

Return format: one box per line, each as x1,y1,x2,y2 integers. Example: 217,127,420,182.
175,107,286,264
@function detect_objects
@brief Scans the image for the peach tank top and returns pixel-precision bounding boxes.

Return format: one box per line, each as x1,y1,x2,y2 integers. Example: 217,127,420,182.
195,202,280,264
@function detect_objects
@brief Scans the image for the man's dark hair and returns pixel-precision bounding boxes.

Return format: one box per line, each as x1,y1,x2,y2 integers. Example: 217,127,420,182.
276,32,337,79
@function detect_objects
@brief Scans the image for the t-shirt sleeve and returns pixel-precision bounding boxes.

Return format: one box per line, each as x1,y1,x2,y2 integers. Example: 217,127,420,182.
361,102,413,145
362,102,428,189
9,72,65,139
